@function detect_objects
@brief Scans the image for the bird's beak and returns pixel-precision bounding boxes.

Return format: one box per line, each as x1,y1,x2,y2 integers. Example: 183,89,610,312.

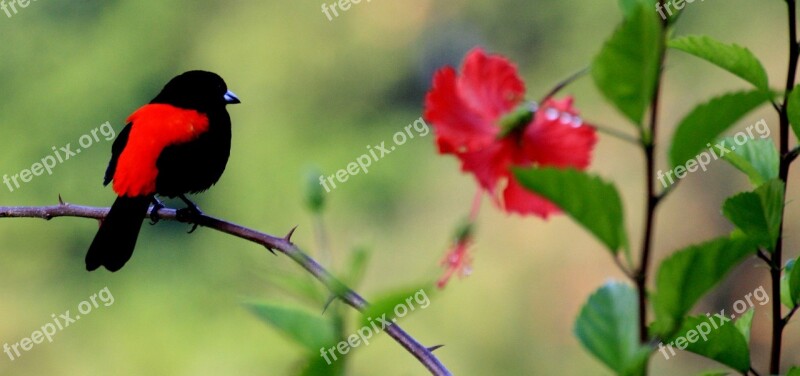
224,90,241,104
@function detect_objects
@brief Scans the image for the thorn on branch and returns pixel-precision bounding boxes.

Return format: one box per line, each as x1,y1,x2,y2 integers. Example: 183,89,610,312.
428,345,445,352
284,225,298,243
322,294,337,314
265,246,276,256
58,194,65,206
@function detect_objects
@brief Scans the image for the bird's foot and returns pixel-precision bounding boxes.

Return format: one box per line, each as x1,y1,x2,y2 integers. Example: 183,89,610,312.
149,197,166,225
176,195,203,233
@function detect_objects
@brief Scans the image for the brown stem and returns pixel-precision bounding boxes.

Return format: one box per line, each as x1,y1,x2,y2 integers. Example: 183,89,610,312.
0,203,452,376
771,1,799,373
636,1,669,344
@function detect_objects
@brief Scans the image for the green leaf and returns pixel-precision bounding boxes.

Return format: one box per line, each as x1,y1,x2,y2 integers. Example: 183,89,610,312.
787,367,800,376
782,259,797,309
734,308,755,344
669,91,770,169
514,167,628,254
786,84,800,140
720,136,778,187
664,314,750,373
360,286,433,328
652,237,756,335
722,180,785,252
757,180,785,250
618,0,646,16
246,302,337,352
669,36,769,91
592,3,663,125
574,282,649,376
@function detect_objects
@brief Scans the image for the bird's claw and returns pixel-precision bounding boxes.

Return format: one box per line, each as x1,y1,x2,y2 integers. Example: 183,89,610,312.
176,206,202,234
149,198,166,225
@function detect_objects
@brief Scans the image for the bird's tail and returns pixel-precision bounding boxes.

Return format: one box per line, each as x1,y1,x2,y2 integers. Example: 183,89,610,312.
86,195,151,272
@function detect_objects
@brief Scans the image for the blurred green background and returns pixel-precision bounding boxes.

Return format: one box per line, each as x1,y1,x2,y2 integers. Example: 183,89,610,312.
0,0,798,375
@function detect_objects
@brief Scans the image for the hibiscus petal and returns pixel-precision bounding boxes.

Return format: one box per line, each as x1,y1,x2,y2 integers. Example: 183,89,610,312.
457,138,516,193
424,67,497,154
457,48,526,121
502,177,561,218
523,97,598,168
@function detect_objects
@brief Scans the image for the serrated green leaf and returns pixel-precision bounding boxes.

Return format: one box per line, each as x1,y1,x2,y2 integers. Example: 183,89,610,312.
720,136,778,187
723,192,769,246
669,36,769,91
787,85,800,140
664,314,750,373
669,91,770,169
734,308,755,344
575,282,649,376
514,167,628,254
246,302,337,352
360,286,433,329
592,3,663,125
652,237,756,335
722,180,785,252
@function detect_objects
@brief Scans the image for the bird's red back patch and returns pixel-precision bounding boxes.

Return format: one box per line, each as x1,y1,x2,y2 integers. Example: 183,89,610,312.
112,104,210,197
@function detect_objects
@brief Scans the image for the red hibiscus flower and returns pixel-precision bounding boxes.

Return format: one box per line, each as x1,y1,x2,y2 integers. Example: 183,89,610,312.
424,48,597,218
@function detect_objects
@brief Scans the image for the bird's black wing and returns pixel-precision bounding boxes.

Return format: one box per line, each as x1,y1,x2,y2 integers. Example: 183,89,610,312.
103,122,132,186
